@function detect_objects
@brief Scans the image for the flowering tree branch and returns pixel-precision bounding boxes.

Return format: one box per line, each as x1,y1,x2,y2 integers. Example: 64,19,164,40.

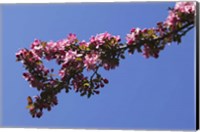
16,2,196,118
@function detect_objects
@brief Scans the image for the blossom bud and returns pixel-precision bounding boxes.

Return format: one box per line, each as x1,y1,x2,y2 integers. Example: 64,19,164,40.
47,107,51,111
36,111,43,118
94,90,100,95
103,78,109,84
100,83,104,88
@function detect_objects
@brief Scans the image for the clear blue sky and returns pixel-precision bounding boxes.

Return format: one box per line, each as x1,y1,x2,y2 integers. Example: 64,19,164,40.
1,2,196,130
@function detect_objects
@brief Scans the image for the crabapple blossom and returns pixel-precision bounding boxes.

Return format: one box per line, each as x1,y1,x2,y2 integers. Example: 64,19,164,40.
174,2,196,14
31,39,42,51
79,40,89,48
126,28,141,45
16,2,196,118
90,32,121,48
64,50,82,64
67,33,78,44
84,53,100,71
164,1,195,28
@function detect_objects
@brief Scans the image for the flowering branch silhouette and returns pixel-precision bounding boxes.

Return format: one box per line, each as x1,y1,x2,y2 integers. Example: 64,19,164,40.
16,2,196,118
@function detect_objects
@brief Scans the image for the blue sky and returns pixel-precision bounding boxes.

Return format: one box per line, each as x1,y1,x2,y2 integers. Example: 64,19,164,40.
0,2,196,130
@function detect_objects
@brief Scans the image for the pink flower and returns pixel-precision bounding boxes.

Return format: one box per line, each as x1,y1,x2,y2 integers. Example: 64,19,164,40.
67,33,77,44
89,35,103,49
89,32,112,48
79,40,89,47
165,2,196,27
89,32,121,48
126,28,140,45
30,50,41,61
59,70,65,78
89,36,96,43
100,32,111,40
56,39,71,50
95,32,111,42
64,50,82,63
142,44,151,58
165,10,179,26
113,35,121,42
43,41,59,60
57,34,78,49
23,72,31,81
46,41,57,52
84,53,99,70
30,39,42,50
16,49,27,61
175,2,196,14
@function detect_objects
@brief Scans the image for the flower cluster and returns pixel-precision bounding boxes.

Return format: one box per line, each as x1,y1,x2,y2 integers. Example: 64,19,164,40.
90,32,121,49
27,94,58,118
16,32,122,117
165,1,196,28
16,2,196,118
84,52,100,70
126,2,195,58
126,28,141,45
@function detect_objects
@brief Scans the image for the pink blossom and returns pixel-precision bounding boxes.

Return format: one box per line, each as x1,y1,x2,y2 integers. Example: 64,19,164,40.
43,41,59,60
15,2,195,118
89,32,112,48
175,2,196,14
100,32,111,40
142,44,151,58
165,2,196,27
165,10,179,26
126,28,140,45
16,49,27,61
95,32,111,42
30,39,42,50
56,39,70,50
64,50,82,63
67,33,77,44
84,53,99,70
113,35,121,42
23,72,31,81
30,50,41,61
79,40,89,47
59,70,65,78
89,32,121,48
89,34,103,49
46,41,57,52
89,36,96,43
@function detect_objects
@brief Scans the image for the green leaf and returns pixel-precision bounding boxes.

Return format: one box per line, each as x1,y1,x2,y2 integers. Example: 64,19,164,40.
27,96,33,105
148,29,154,36
36,61,42,65
86,47,90,51
76,57,82,61
178,22,182,28
41,42,47,48
83,83,90,87
26,104,34,109
152,34,158,39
